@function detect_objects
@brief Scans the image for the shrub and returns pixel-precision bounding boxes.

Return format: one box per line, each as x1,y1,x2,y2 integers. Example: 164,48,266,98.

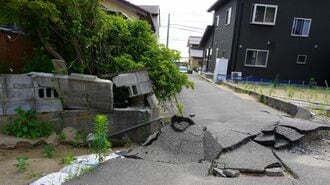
60,153,76,165
15,157,29,170
43,144,55,158
91,115,111,163
3,107,54,139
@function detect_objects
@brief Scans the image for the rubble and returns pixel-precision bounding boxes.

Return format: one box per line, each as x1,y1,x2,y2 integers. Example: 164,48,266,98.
223,169,240,178
254,133,276,146
265,167,284,177
275,126,304,142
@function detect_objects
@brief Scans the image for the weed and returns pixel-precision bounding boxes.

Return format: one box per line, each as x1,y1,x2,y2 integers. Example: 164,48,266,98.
176,103,185,116
60,153,76,165
15,157,29,170
28,172,42,179
58,132,66,142
91,115,111,163
287,86,295,99
3,107,54,139
268,86,274,96
43,144,55,158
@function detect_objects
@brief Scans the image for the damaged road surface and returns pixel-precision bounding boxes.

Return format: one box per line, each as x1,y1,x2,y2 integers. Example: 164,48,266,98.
66,75,330,185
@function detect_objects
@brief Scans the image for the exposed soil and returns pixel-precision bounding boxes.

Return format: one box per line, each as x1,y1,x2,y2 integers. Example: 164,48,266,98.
0,145,125,185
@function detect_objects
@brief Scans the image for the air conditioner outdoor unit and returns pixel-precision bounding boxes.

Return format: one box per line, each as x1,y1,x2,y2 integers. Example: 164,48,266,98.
231,72,242,81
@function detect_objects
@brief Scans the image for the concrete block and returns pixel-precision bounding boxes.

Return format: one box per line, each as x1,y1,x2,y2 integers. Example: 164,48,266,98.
6,88,34,101
147,94,159,108
6,74,33,88
113,73,138,86
62,98,89,110
69,73,97,81
36,99,63,113
33,76,57,87
59,79,86,92
135,70,150,82
4,101,34,115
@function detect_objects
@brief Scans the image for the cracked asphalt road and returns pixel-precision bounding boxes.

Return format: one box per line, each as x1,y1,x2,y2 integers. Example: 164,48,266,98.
66,74,330,185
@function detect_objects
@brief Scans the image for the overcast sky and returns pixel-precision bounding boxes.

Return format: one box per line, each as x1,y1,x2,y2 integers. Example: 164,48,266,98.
129,0,216,58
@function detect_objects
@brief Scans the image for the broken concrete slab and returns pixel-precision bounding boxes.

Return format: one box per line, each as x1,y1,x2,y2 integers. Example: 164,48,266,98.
215,141,281,173
265,167,284,176
204,130,223,161
275,151,330,185
212,168,226,177
278,118,330,133
223,169,240,178
274,139,291,150
261,124,277,134
206,122,253,150
142,131,159,146
275,126,304,142
254,133,276,146
130,124,205,164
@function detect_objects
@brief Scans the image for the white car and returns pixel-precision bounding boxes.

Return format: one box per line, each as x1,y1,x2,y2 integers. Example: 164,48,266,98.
178,66,188,73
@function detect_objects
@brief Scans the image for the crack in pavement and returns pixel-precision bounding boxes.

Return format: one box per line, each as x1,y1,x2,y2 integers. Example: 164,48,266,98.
272,151,299,179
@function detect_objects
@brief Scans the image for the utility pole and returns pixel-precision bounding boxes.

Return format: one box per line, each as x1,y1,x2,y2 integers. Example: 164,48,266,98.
166,13,170,48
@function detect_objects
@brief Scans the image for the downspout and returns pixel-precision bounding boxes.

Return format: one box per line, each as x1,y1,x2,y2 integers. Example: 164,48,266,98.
230,0,244,73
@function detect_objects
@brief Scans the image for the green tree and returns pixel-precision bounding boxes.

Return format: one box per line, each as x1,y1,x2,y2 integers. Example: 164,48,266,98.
0,1,193,101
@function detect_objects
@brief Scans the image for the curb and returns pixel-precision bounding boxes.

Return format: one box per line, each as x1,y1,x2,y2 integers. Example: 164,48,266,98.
195,73,312,120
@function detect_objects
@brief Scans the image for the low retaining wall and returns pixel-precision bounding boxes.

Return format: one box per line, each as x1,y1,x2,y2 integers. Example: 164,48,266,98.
0,107,161,144
219,81,312,119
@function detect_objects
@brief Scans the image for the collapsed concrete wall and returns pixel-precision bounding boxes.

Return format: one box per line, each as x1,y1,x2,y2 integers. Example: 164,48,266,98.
0,73,113,116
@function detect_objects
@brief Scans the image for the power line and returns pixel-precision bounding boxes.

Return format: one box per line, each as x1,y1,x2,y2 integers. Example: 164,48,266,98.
169,26,204,33
170,24,205,30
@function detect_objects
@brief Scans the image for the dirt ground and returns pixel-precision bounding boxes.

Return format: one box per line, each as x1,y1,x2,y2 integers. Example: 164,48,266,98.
0,145,125,185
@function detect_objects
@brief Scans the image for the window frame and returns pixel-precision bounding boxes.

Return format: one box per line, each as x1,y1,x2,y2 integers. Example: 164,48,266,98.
296,54,307,64
244,49,269,68
225,8,232,25
251,4,278,26
291,18,312,37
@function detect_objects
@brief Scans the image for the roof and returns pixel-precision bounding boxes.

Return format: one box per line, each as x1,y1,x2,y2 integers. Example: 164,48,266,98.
208,0,230,12
199,25,214,48
139,5,160,15
187,36,202,47
189,49,203,58
106,0,156,32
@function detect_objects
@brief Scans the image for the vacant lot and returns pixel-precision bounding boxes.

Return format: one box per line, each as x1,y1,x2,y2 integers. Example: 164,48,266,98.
229,82,330,118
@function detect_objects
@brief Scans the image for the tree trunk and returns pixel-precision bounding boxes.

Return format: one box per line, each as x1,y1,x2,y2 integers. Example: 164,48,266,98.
37,30,65,61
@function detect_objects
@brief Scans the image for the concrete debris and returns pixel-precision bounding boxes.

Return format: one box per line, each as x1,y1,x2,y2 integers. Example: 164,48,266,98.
254,133,276,146
216,141,281,173
171,115,195,132
61,127,79,144
274,139,291,150
261,125,277,134
142,131,160,146
129,116,223,164
111,70,153,97
223,169,240,178
265,167,284,176
278,118,330,133
275,126,304,142
211,167,226,177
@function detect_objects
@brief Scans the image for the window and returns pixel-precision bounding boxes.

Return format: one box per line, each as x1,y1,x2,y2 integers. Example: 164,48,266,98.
245,49,269,67
225,8,232,25
216,15,220,27
297,55,307,64
251,4,278,25
291,18,311,37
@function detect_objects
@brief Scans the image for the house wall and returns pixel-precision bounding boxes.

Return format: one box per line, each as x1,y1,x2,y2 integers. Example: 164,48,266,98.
209,0,238,73
189,57,202,69
201,32,214,72
0,31,34,73
232,0,330,85
102,0,140,20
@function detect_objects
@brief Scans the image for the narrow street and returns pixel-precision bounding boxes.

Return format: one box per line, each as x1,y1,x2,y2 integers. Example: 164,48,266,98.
66,74,330,185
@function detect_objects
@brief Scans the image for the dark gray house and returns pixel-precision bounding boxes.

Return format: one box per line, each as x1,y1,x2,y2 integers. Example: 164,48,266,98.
201,0,330,85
